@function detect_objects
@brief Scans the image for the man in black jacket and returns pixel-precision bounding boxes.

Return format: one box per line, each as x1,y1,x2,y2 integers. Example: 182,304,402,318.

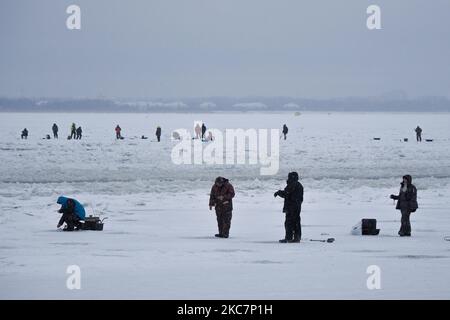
52,123,58,139
274,172,304,243
390,175,418,237
282,124,288,140
76,126,82,140
156,126,162,142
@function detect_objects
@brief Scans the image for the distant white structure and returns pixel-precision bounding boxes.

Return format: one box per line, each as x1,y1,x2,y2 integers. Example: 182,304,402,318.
232,102,268,109
199,102,217,109
121,101,189,111
283,103,300,109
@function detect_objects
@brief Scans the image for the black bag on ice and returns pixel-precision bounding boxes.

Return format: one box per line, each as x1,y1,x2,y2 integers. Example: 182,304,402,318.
81,215,104,231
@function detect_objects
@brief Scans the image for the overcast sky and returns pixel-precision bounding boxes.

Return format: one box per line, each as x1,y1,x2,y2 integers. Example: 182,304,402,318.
1,0,449,99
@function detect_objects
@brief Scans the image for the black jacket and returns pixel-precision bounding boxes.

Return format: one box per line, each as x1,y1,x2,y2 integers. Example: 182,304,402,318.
392,175,418,212
278,181,303,213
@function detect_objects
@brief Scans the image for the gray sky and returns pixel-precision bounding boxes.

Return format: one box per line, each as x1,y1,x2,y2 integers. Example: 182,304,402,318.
1,0,449,99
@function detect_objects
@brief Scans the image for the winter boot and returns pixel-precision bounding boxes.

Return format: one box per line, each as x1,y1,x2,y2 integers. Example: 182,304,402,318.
215,234,223,238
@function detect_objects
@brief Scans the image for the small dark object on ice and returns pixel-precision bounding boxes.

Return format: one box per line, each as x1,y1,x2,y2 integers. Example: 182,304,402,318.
425,139,433,142
373,138,381,141
81,215,106,231
310,238,335,243
141,135,148,139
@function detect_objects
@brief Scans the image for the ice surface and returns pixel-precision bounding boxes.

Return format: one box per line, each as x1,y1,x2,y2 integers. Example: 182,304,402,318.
1,112,450,299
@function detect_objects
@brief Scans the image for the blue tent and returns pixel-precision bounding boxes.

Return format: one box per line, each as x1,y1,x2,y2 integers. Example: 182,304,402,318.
57,196,86,220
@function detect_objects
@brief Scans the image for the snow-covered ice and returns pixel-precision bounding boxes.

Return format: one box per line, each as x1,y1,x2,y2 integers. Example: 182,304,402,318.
1,112,450,299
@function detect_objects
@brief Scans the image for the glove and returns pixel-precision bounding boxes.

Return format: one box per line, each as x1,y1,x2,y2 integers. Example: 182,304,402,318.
390,194,395,200
274,191,280,198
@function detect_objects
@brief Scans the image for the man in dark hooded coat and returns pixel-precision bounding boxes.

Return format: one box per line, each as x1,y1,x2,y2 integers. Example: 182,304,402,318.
390,175,418,236
155,126,162,142
282,124,288,140
201,123,207,140
52,123,58,139
76,126,82,140
209,177,235,238
274,172,304,243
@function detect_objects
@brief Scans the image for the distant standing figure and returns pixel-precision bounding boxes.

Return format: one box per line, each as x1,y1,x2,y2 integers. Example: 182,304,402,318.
52,123,58,139
115,125,122,139
155,126,162,142
195,123,202,139
209,177,235,238
201,123,207,140
76,126,82,140
21,128,28,139
282,124,288,140
390,175,418,237
70,123,77,139
415,126,422,142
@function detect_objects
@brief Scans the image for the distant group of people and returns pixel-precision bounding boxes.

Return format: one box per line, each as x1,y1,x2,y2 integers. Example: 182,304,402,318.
20,121,284,143
69,123,83,140
193,122,214,141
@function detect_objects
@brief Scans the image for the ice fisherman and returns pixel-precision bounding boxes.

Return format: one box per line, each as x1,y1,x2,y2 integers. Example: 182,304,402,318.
274,172,304,243
415,126,422,142
56,196,86,231
194,123,202,139
206,131,214,142
21,128,28,139
201,123,207,140
70,123,77,139
282,124,288,140
76,126,82,140
156,126,162,142
52,123,58,139
115,125,122,139
209,177,235,238
390,175,418,237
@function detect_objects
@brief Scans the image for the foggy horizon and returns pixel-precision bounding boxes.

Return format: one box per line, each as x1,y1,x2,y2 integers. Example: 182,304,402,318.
1,0,450,99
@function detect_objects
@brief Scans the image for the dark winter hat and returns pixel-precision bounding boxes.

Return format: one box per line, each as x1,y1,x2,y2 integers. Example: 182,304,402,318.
215,176,226,184
288,172,299,181
402,175,412,184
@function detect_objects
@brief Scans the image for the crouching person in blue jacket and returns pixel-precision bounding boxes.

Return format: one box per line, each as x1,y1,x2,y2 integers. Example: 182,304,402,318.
56,196,86,231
